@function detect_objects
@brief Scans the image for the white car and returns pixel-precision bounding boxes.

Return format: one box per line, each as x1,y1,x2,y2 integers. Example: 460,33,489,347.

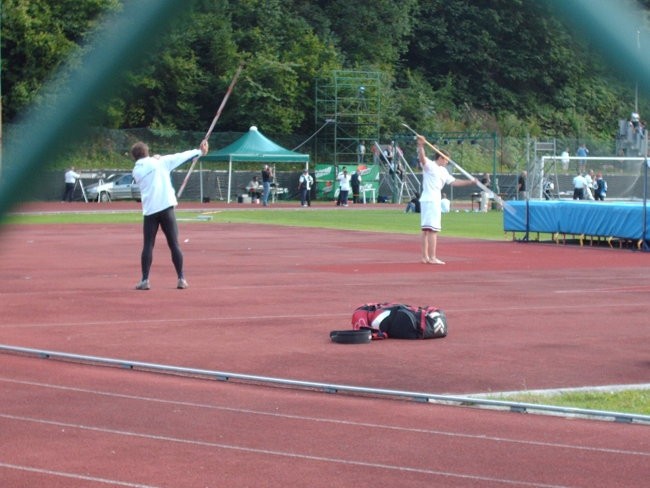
85,173,141,202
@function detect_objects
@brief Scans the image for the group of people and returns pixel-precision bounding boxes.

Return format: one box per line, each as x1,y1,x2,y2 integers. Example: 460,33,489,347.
334,166,363,206
247,164,366,208
104,128,496,290
572,169,607,201
78,131,622,292
560,144,590,173
130,133,487,289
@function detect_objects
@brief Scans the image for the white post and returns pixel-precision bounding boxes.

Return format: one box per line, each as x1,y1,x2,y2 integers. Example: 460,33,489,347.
227,158,232,203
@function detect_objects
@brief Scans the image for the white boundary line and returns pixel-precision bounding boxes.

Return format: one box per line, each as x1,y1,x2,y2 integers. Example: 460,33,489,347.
2,377,647,457
0,462,160,487
0,414,571,488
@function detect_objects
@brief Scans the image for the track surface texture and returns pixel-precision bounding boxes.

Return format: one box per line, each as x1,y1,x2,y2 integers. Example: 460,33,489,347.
1,201,649,487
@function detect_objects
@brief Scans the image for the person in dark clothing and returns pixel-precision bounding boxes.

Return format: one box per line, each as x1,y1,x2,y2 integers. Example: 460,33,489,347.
517,171,527,200
298,168,313,207
594,172,607,201
350,170,361,203
405,194,421,213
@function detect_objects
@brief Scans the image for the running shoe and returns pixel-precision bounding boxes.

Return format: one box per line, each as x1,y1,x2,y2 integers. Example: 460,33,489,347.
135,279,150,290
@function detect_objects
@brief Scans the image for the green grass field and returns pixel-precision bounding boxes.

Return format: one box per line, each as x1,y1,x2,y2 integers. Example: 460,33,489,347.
2,205,648,417
491,390,650,416
4,207,511,240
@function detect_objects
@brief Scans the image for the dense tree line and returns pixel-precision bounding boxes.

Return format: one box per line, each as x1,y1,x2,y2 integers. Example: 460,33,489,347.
3,0,650,143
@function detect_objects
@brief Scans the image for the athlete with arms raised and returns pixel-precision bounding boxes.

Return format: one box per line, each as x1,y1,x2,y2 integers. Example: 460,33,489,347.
417,135,477,264
131,139,209,290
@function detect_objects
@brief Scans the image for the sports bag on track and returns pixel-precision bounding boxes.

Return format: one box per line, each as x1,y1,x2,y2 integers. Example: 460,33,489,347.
351,303,448,340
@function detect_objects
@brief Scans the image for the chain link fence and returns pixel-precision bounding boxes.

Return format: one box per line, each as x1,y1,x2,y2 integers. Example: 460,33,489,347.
5,124,646,203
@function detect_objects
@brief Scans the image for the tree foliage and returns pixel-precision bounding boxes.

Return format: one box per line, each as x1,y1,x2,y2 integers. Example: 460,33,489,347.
2,0,121,120
2,0,649,141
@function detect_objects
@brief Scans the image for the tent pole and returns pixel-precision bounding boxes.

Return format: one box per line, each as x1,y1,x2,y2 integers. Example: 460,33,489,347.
199,160,204,202
227,157,233,203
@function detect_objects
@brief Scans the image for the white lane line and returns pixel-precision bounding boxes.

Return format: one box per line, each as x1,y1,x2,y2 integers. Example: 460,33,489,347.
0,462,160,487
2,378,648,457
0,414,570,488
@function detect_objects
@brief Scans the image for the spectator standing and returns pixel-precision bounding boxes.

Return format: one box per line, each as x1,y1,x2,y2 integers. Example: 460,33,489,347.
337,167,351,206
416,136,477,264
350,169,361,203
572,170,587,200
131,139,209,290
631,112,640,132
594,172,607,201
62,166,81,202
480,173,491,212
584,169,595,200
357,141,366,163
298,168,313,207
384,144,394,170
560,147,570,173
371,144,380,164
395,146,405,179
261,164,273,206
517,171,528,200
576,143,589,173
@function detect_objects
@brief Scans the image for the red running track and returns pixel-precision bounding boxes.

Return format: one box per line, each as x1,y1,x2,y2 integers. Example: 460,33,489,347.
1,201,649,487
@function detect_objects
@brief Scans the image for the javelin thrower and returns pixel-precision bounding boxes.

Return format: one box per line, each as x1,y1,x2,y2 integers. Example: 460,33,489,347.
411,130,479,264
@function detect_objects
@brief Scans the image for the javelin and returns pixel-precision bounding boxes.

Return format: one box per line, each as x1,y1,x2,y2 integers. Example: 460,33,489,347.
401,123,512,213
176,63,244,198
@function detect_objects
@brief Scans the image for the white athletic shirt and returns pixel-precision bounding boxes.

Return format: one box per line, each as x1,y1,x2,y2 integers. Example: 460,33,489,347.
338,172,351,191
64,170,80,184
132,149,201,216
419,157,455,203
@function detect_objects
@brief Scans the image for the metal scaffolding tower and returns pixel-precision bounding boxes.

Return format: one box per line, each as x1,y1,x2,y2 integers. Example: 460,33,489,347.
314,70,381,166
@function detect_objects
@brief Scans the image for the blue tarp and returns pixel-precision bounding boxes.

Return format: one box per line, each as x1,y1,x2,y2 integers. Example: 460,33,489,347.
503,200,650,240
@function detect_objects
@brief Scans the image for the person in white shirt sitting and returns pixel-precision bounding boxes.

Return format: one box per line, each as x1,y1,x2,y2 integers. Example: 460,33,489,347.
246,176,262,203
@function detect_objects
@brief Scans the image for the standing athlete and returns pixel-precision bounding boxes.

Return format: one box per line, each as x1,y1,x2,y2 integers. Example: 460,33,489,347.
417,135,476,264
131,139,209,290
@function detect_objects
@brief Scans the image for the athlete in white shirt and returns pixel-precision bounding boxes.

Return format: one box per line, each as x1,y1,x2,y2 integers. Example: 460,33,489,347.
417,136,477,264
131,139,209,290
